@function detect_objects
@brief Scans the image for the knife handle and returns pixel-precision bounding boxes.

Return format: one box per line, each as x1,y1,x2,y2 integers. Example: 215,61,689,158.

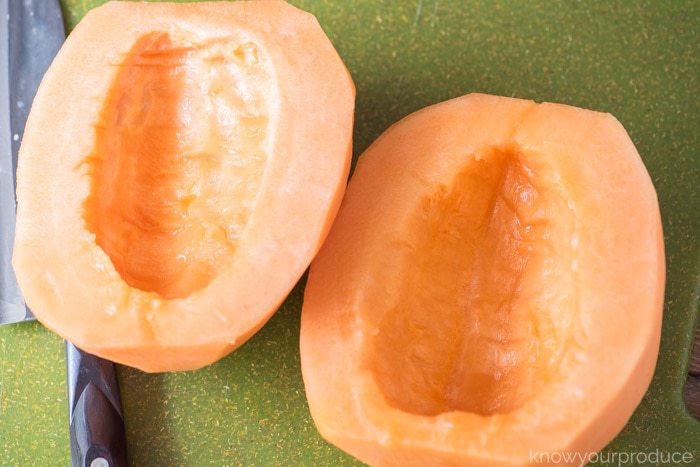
66,341,128,467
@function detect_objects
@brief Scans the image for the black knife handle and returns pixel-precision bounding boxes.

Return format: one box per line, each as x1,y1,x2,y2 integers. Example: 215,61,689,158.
66,341,128,467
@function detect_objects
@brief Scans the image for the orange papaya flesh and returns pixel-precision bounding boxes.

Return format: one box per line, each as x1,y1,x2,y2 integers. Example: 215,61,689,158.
300,93,664,466
13,0,355,372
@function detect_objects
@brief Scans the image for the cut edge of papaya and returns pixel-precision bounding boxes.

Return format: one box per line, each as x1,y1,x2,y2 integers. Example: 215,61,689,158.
13,0,355,372
300,93,664,465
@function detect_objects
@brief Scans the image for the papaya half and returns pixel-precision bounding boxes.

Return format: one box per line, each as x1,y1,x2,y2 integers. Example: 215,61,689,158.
12,1,354,372
300,93,665,466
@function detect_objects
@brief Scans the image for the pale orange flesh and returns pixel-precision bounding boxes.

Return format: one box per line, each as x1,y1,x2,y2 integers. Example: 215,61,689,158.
12,0,355,373
83,32,274,299
368,146,573,417
300,93,664,466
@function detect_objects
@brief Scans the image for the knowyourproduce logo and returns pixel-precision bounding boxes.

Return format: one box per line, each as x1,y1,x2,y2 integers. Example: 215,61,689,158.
529,448,695,466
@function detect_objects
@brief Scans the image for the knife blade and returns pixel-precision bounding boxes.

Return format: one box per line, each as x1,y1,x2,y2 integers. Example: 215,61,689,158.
0,0,26,323
1,1,128,465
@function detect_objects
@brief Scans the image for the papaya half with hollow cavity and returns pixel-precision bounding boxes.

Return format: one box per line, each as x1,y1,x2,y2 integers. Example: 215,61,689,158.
12,0,354,372
300,93,665,466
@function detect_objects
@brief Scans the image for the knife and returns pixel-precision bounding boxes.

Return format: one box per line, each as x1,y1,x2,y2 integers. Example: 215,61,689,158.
0,1,128,466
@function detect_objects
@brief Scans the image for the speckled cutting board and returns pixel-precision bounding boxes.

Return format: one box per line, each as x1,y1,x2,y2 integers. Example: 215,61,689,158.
1,1,698,465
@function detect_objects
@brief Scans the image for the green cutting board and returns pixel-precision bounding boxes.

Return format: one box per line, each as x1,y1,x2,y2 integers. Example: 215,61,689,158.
1,0,698,465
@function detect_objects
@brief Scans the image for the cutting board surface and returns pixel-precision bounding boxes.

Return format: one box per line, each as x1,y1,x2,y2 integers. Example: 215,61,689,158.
1,0,698,464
